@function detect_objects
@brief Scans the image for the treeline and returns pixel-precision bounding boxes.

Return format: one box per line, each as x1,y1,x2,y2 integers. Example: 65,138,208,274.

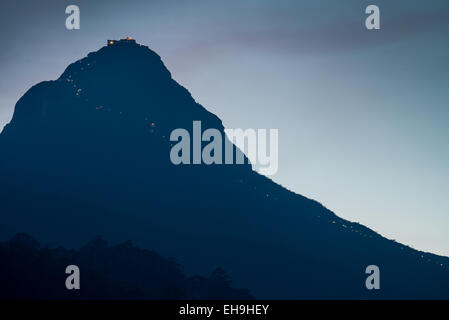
0,233,253,300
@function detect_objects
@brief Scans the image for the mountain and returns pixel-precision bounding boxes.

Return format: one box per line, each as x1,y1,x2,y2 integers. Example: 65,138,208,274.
1,38,449,299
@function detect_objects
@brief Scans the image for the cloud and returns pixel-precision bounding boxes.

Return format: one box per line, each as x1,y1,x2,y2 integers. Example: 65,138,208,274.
166,3,449,59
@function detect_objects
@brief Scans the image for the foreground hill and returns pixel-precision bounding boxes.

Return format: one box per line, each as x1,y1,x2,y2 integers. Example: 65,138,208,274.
0,233,252,299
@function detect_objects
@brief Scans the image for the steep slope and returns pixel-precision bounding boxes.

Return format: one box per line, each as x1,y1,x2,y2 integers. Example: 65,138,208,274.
0,39,448,299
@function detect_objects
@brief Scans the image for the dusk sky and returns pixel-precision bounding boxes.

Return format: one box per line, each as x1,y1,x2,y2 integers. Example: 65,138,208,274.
1,0,448,256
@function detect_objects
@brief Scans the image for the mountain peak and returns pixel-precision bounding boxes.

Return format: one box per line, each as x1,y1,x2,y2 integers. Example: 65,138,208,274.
59,38,170,82
1,38,226,155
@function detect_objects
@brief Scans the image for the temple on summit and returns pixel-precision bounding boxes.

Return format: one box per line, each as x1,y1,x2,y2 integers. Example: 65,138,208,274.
107,37,136,46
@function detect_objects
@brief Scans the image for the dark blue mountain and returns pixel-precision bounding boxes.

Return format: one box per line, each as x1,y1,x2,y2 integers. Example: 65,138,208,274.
1,38,448,299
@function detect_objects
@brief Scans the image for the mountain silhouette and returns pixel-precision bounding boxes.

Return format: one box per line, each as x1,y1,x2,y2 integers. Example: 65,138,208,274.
1,38,448,299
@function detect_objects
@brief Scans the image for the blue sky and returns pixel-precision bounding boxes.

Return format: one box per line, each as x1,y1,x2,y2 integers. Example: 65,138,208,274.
1,0,448,255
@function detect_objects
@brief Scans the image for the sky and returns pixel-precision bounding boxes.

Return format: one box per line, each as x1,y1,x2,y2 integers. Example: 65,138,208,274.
0,0,448,256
